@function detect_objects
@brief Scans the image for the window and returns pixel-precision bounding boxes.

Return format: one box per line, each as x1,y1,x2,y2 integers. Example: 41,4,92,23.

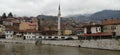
103,27,107,30
39,36,42,38
48,36,52,38
111,25,116,30
55,37,58,38
32,36,35,38
99,28,101,31
11,35,12,37
96,27,98,32
6,31,8,33
61,37,65,39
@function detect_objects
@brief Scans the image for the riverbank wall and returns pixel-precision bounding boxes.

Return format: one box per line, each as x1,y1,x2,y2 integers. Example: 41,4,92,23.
42,40,80,47
0,39,35,44
42,39,120,50
0,39,120,50
80,39,120,50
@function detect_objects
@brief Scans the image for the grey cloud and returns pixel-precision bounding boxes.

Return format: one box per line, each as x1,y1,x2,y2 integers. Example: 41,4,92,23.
0,0,120,17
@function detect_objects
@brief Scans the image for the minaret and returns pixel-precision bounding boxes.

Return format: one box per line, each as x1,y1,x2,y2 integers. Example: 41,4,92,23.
58,4,61,36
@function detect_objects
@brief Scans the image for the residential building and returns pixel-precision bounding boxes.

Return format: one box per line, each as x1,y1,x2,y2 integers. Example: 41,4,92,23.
64,30,72,35
83,24,103,34
0,25,5,33
79,23,113,40
0,25,5,38
102,19,120,37
19,29,39,40
4,28,14,39
19,21,38,31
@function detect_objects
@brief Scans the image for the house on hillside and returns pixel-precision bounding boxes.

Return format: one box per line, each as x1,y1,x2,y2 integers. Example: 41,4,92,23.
19,30,39,40
4,27,15,39
102,19,120,38
79,23,113,40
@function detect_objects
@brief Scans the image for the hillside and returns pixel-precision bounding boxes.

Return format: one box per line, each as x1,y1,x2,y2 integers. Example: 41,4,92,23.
66,10,120,22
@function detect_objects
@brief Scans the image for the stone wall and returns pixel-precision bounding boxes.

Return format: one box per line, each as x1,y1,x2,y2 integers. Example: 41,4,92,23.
42,40,80,47
80,39,120,50
0,39,35,44
42,39,120,50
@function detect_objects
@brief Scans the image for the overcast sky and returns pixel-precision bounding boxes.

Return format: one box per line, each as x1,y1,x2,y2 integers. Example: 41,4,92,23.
0,0,120,17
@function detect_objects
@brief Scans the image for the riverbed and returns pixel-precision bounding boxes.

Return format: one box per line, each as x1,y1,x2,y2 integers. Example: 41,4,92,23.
0,43,120,55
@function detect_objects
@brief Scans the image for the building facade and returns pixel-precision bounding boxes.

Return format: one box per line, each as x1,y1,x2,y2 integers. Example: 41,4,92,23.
4,30,14,39
102,19,120,37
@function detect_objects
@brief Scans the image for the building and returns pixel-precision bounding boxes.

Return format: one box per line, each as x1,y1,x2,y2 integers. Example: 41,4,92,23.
102,19,120,37
0,25,5,39
19,29,39,40
19,21,38,31
79,23,113,40
64,30,72,35
42,26,58,35
0,25,5,33
83,24,103,34
4,27,15,39
18,18,39,40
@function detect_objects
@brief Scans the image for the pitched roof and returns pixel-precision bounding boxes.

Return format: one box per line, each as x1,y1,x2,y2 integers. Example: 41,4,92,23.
18,29,39,33
102,19,120,25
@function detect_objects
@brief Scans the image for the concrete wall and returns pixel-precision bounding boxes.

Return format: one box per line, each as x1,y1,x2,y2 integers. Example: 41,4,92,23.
80,39,120,50
42,39,120,50
0,39,35,43
42,40,80,47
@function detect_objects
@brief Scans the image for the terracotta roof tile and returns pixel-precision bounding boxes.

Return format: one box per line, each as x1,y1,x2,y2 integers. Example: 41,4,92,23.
102,19,120,25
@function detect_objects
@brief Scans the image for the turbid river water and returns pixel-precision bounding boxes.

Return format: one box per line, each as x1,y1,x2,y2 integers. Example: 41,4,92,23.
0,43,120,55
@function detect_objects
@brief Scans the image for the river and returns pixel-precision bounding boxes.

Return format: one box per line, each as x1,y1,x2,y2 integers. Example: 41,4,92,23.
0,43,120,55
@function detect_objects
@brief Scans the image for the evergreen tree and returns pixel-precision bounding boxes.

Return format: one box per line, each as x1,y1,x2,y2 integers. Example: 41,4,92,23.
8,12,13,18
1,13,7,19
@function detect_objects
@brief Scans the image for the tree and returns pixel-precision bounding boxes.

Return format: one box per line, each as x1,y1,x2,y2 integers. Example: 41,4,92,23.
8,12,13,18
1,13,7,19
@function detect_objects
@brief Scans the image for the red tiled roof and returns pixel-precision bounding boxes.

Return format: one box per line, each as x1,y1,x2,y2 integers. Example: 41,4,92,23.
28,23,37,26
18,29,39,33
80,32,113,36
5,26,18,31
102,19,120,25
82,24,102,28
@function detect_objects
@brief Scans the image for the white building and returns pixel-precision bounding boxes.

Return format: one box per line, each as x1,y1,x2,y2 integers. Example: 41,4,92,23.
4,30,14,39
41,35,78,40
20,30,39,40
83,24,102,34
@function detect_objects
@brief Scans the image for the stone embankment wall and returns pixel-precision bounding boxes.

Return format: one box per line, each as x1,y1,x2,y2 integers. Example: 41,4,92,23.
42,40,80,47
0,39,35,44
80,39,120,50
1,39,120,50
42,39,120,50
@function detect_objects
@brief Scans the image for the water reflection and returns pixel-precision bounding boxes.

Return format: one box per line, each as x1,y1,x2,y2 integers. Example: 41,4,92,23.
0,43,120,55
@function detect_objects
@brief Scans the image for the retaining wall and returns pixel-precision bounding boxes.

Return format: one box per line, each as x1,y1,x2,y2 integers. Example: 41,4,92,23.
80,39,120,50
42,40,80,47
0,39,35,44
42,39,120,50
